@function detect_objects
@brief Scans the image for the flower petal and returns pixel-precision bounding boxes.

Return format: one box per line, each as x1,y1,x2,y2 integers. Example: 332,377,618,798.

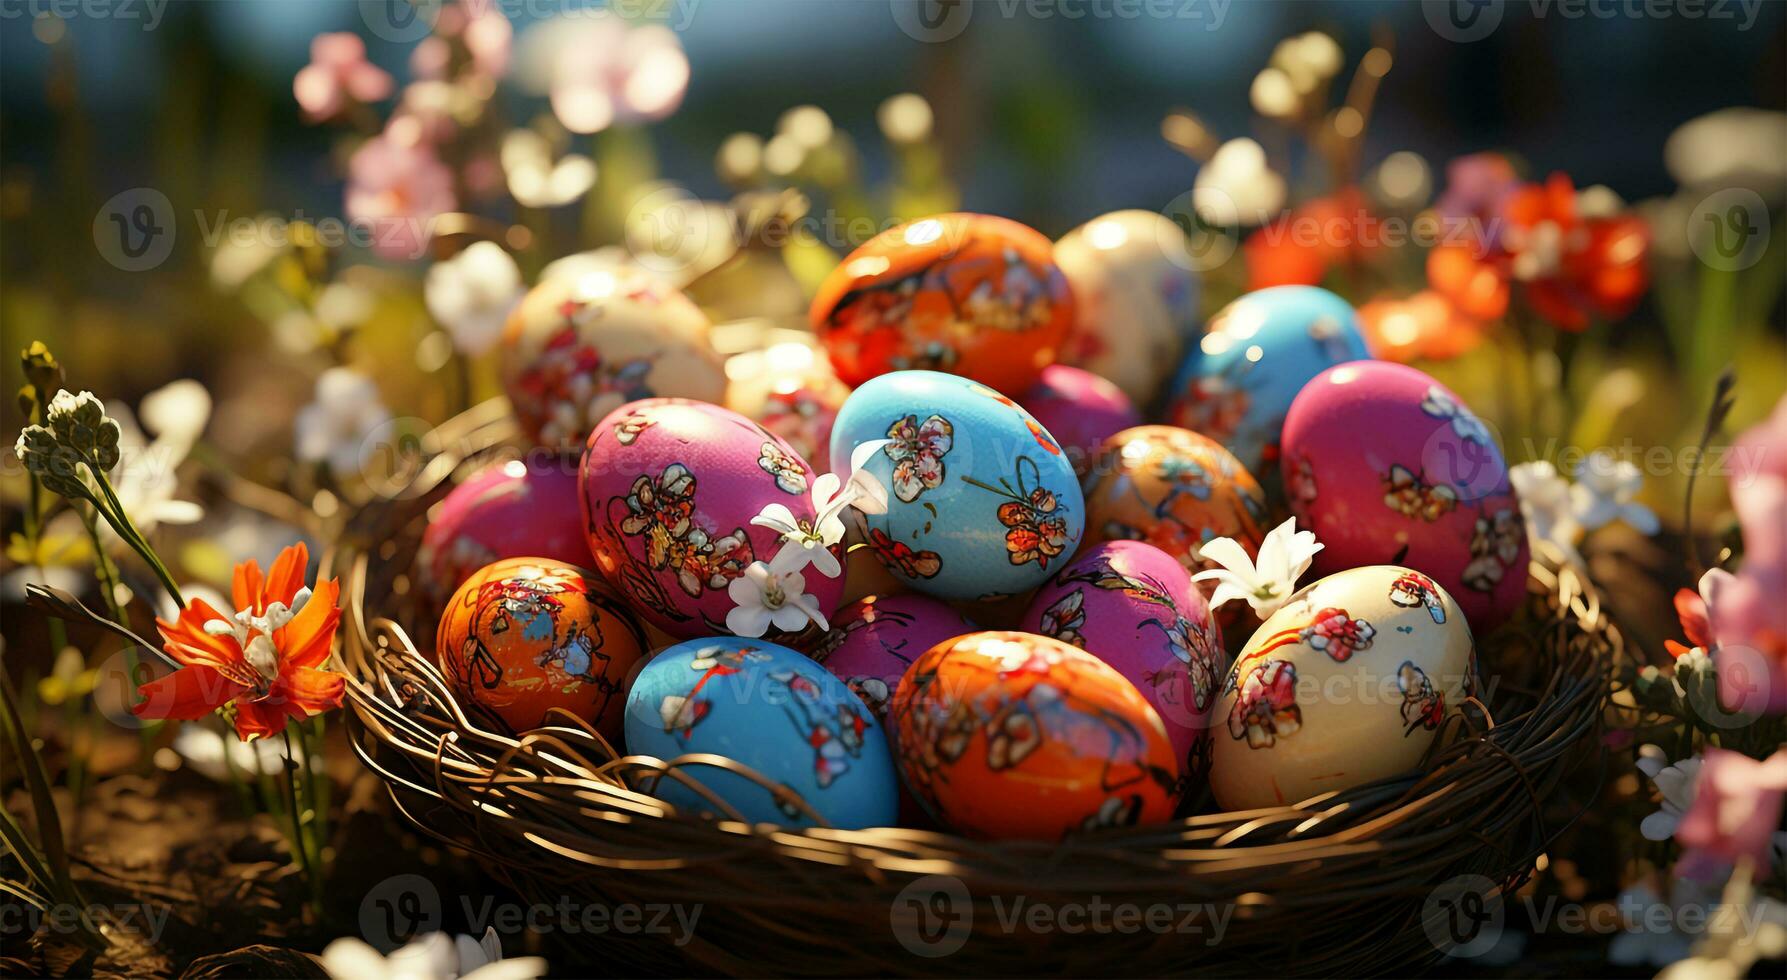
725,604,772,638
279,578,342,670
263,541,310,610
271,665,347,716
1195,536,1257,580
132,665,250,721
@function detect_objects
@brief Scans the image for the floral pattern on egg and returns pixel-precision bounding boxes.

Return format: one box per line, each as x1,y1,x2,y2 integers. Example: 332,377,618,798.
1208,565,1476,811
810,213,1073,393
580,399,843,639
1279,361,1527,631
501,261,726,450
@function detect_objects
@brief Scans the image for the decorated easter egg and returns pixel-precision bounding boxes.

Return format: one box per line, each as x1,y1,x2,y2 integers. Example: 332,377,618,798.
1020,542,1225,776
1079,426,1269,612
724,341,851,472
810,213,1073,392
418,455,592,602
1165,285,1370,475
888,631,1181,839
501,261,727,449
812,594,976,719
1208,565,1476,810
828,370,1084,602
580,399,845,640
1280,361,1526,631
1054,209,1202,405
1019,364,1142,477
437,557,648,736
624,637,898,828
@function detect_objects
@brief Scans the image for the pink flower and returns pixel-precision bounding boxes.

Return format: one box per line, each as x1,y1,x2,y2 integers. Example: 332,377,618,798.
1674,747,1787,880
344,134,457,262
538,17,689,134
293,33,393,122
1703,393,1787,716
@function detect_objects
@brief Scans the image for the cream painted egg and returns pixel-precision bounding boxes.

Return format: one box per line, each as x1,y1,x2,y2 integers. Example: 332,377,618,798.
1208,565,1476,811
1054,209,1201,406
501,260,727,450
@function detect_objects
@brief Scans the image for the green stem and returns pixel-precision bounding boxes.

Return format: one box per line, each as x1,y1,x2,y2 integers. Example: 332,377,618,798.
82,462,184,609
281,725,321,915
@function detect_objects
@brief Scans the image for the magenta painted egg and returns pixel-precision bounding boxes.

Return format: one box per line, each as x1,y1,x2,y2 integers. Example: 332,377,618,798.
1019,365,1142,477
417,455,593,601
811,594,975,719
1019,541,1225,776
580,398,845,640
1280,361,1527,632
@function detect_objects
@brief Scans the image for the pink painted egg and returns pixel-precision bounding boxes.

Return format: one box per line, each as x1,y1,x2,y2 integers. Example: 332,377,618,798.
1019,365,1142,477
579,398,845,640
417,455,594,602
501,261,727,450
1280,361,1527,632
811,594,975,719
1020,541,1226,779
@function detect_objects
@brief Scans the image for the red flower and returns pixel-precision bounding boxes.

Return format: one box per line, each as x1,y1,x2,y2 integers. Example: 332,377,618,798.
1664,587,1712,659
134,542,345,741
1244,188,1381,291
1428,171,1650,331
1357,290,1487,364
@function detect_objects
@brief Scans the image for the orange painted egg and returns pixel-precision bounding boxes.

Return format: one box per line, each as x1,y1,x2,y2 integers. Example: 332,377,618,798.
1079,425,1269,621
887,631,1181,840
501,260,727,450
437,557,648,736
810,213,1073,393
1208,565,1476,811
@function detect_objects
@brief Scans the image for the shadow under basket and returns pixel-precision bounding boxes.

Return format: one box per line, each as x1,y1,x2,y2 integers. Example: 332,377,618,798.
332,400,1620,977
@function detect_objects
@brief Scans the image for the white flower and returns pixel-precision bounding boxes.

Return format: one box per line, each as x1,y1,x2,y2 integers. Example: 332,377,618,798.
1571,451,1659,535
294,367,393,479
1510,460,1583,565
1193,138,1285,227
426,242,525,356
1192,517,1323,618
101,381,212,543
320,928,543,980
750,439,889,578
1636,744,1702,842
842,438,891,516
725,546,828,638
500,129,598,210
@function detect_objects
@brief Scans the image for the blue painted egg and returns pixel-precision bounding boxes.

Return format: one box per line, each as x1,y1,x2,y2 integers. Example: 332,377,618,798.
1164,285,1371,475
623,637,898,828
828,370,1085,602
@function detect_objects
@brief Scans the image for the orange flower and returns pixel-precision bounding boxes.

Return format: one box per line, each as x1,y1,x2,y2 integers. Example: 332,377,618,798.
1357,290,1487,363
1428,171,1650,331
134,542,345,741
1244,188,1381,290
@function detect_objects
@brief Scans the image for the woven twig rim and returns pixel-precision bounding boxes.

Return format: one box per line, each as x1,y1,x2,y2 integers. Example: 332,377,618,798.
329,401,1619,977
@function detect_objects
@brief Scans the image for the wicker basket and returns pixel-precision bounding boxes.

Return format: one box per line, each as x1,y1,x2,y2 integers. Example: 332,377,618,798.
332,400,1618,977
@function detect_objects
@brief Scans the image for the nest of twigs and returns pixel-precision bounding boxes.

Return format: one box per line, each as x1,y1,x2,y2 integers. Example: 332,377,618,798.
331,400,1619,977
